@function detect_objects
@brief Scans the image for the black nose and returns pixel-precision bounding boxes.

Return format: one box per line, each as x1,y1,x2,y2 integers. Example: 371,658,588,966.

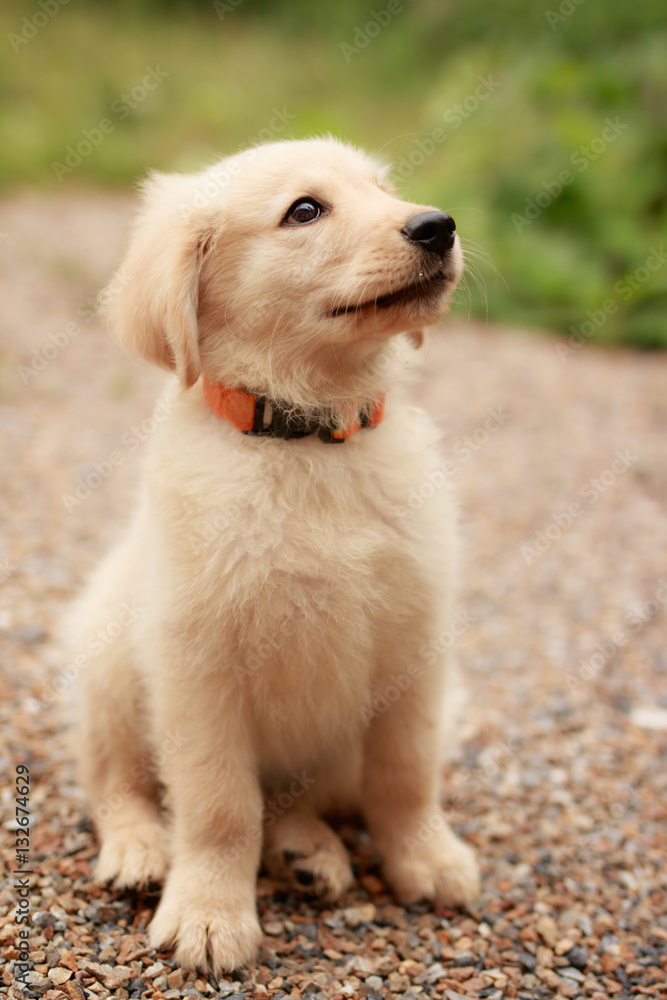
401,211,456,258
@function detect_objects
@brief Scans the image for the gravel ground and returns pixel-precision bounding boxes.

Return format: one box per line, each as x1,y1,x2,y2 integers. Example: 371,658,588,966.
1,191,666,1000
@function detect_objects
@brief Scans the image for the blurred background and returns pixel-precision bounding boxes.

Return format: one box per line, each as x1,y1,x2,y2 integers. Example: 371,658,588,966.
1,0,665,347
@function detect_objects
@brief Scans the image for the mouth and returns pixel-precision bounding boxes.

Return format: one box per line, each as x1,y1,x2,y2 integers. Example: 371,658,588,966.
328,271,451,318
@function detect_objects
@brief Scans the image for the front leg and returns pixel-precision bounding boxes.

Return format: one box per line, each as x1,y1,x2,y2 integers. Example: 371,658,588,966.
361,665,480,908
148,670,263,974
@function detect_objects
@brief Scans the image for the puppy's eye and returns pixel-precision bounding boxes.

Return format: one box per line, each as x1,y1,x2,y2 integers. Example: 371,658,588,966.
283,198,324,226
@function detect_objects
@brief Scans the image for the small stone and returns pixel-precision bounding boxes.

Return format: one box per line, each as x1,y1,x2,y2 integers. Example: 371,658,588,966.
166,970,185,990
536,945,554,968
484,969,508,985
342,903,376,928
600,954,620,973
366,976,384,991
559,966,585,982
554,937,575,956
518,951,537,972
512,863,533,883
564,944,589,970
453,951,476,967
536,966,561,988
387,971,410,991
426,963,446,984
59,950,79,973
557,979,582,997
103,966,132,989
464,977,488,990
49,969,73,985
263,920,283,936
64,982,87,1000
536,915,559,948
143,963,165,978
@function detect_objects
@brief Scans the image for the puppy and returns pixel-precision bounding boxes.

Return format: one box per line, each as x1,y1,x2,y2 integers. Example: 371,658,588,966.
70,137,480,974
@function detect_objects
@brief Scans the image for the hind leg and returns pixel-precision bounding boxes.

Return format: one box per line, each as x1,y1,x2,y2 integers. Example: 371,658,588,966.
77,638,168,888
263,809,353,900
262,753,360,900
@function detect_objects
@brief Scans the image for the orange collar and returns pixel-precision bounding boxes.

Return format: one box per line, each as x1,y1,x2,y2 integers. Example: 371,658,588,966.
202,377,384,443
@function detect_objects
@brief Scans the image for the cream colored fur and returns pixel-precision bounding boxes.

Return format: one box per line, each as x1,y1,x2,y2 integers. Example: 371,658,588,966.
70,138,480,974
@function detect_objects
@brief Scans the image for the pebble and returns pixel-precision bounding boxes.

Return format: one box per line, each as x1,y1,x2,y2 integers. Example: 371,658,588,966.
166,969,185,990
387,971,410,991
559,966,585,981
536,915,559,948
143,963,165,978
453,951,477,967
518,951,537,972
342,903,376,927
554,937,575,955
48,968,72,985
103,966,132,989
564,944,589,970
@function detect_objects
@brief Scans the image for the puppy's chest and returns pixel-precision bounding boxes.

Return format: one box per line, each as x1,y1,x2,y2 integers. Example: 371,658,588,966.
189,446,412,585
187,447,419,706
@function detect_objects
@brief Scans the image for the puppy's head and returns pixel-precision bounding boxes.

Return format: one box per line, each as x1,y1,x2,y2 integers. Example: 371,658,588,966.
105,138,463,405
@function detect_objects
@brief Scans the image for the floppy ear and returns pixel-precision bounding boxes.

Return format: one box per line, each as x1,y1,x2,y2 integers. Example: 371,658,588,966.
102,171,218,388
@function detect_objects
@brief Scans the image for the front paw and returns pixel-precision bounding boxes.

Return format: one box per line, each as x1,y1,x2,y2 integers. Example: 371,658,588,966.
383,815,480,909
95,820,169,889
149,868,262,974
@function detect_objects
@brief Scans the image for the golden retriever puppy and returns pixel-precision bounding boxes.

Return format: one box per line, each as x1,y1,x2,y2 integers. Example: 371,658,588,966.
70,137,480,974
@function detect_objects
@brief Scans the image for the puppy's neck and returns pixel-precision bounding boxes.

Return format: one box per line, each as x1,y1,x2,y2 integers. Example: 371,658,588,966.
199,331,422,414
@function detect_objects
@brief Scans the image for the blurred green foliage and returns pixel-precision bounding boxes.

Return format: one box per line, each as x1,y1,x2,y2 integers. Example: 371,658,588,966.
1,0,665,345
